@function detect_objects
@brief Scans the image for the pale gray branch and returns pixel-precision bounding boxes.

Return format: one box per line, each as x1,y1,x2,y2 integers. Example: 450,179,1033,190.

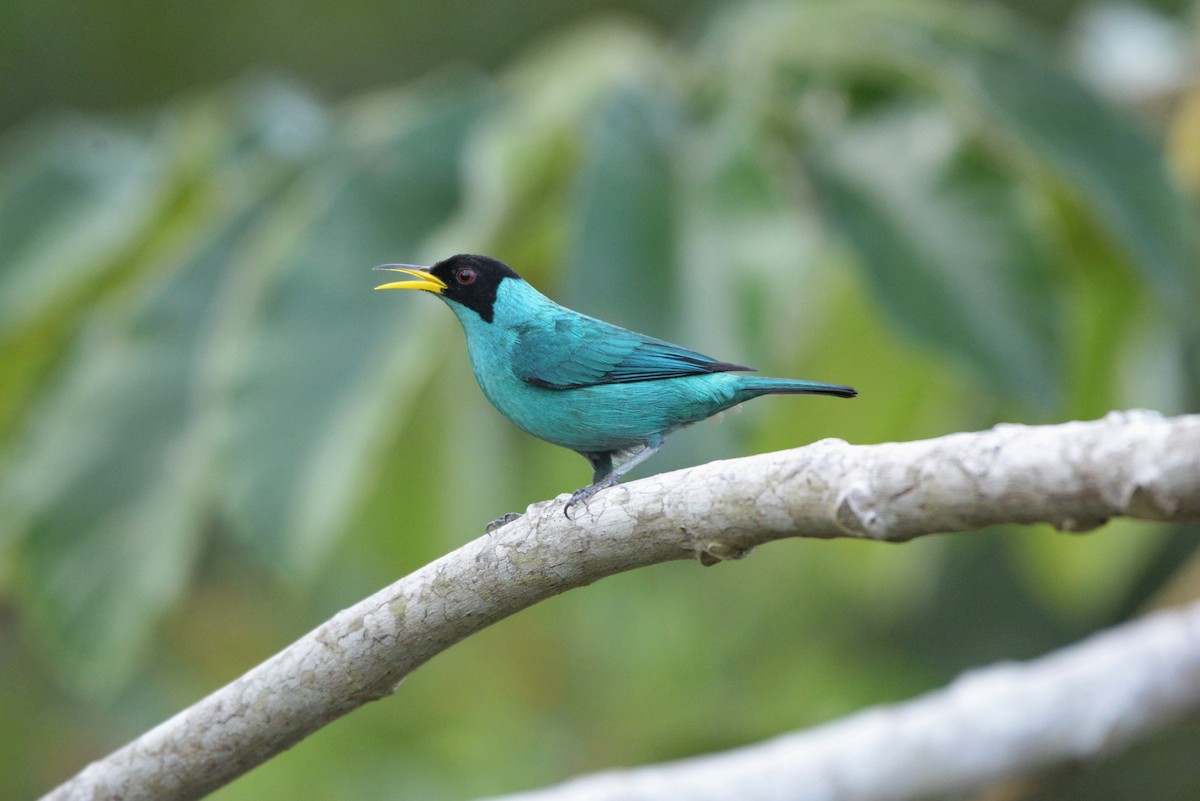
479,598,1200,801
41,410,1200,801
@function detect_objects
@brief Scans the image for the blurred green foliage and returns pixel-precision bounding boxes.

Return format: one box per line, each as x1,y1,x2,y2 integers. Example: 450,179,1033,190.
2,1,1199,799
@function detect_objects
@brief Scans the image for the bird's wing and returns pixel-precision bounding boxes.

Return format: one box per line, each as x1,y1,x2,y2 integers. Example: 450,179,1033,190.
513,313,752,389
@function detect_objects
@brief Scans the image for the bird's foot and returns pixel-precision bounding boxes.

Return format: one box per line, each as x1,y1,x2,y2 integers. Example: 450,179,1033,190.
485,512,523,533
564,476,619,520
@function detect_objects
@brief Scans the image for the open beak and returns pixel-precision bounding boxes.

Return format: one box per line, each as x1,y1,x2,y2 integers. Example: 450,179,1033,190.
373,264,448,293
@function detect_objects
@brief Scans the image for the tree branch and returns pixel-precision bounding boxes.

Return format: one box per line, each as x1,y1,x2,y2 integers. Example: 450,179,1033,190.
478,597,1200,801
42,410,1200,801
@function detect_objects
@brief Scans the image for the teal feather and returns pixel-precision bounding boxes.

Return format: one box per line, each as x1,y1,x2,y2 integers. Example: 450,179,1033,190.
512,305,748,389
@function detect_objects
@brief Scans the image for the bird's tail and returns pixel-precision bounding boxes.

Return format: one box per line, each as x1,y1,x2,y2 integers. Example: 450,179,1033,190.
738,376,857,399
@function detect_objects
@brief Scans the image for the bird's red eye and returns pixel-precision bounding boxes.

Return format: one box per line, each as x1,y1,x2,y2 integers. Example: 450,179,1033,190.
456,268,476,285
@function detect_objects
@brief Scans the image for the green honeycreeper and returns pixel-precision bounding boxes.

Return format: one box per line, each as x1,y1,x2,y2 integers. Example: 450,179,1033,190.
375,254,856,526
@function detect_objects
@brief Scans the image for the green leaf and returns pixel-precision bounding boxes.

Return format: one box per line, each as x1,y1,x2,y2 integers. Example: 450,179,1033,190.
3,206,267,696
704,0,1198,404
969,47,1200,327
0,80,332,694
0,119,166,450
436,20,669,271
808,104,1062,407
0,118,165,337
563,87,679,332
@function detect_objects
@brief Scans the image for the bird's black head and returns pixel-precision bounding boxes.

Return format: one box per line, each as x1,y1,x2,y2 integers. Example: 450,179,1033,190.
429,254,520,323
374,254,521,323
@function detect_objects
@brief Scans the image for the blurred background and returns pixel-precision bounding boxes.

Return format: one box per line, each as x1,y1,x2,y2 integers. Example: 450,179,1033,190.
2,0,1199,798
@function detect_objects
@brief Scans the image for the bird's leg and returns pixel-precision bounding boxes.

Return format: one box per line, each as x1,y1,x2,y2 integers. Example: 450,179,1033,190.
565,438,664,519
485,512,523,534
586,452,615,484
562,452,612,519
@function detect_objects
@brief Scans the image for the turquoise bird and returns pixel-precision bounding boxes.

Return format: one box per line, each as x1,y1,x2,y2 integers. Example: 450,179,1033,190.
375,254,856,525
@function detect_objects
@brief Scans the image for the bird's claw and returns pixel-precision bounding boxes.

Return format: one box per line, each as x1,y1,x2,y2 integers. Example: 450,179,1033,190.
485,512,523,533
563,477,618,519
564,492,589,520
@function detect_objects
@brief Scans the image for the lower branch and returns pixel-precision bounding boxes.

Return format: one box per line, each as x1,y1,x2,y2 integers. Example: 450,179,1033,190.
480,598,1200,801
42,410,1200,801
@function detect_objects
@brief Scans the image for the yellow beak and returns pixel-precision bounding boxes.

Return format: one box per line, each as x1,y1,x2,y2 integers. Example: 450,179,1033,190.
373,265,448,293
